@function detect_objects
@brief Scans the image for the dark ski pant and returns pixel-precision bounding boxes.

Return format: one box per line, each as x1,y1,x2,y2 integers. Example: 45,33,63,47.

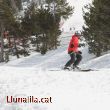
65,52,82,67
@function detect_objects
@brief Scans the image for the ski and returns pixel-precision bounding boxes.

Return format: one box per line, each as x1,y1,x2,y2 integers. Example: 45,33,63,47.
49,67,97,72
77,69,95,72
74,67,96,72
49,69,97,72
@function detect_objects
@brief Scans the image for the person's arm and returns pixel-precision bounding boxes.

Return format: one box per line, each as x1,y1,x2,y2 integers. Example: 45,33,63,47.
70,39,74,48
72,37,79,48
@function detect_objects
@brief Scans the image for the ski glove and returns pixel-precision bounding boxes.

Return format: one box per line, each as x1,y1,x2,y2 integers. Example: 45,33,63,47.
77,51,82,54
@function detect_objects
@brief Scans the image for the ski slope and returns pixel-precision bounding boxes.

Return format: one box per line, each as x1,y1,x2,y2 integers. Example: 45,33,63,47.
0,32,110,110
0,0,110,109
62,0,92,31
5,32,110,70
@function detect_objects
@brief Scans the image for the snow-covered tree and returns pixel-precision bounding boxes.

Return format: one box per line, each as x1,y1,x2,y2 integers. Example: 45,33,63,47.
83,0,110,56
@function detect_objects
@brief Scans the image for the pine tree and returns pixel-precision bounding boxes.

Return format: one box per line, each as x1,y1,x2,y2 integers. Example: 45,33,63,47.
22,0,73,54
0,0,22,61
83,0,110,56
0,0,16,61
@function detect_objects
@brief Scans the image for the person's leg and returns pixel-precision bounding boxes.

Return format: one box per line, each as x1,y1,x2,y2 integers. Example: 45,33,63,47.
74,53,82,66
65,53,75,68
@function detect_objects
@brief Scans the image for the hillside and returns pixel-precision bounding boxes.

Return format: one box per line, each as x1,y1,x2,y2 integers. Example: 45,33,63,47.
0,0,110,110
0,32,110,110
4,32,110,70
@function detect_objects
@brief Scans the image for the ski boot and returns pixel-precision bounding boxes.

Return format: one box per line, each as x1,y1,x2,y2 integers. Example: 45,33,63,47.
63,66,70,70
72,64,81,71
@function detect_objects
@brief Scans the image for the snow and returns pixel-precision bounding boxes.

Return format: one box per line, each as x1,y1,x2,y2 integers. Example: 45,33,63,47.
0,31,110,110
62,0,92,32
0,0,110,110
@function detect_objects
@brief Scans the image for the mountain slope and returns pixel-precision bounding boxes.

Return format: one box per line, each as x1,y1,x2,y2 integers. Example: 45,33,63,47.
0,32,110,110
4,32,110,70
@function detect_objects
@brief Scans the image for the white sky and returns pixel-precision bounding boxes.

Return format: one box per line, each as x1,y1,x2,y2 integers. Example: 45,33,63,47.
62,0,92,32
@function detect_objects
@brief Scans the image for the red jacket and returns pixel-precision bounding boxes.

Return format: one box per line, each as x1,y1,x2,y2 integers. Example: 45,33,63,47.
68,35,79,52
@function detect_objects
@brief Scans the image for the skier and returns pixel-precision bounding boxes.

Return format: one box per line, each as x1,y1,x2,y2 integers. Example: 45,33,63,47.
64,31,82,70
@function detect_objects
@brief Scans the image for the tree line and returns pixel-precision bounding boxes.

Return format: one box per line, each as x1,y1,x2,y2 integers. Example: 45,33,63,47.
83,0,110,57
0,0,73,62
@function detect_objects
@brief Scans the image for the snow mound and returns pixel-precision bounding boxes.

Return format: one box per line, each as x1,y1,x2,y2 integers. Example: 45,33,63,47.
81,53,110,69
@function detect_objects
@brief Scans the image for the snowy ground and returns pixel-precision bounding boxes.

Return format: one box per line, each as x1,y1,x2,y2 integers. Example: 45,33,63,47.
0,32,110,110
0,0,110,109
